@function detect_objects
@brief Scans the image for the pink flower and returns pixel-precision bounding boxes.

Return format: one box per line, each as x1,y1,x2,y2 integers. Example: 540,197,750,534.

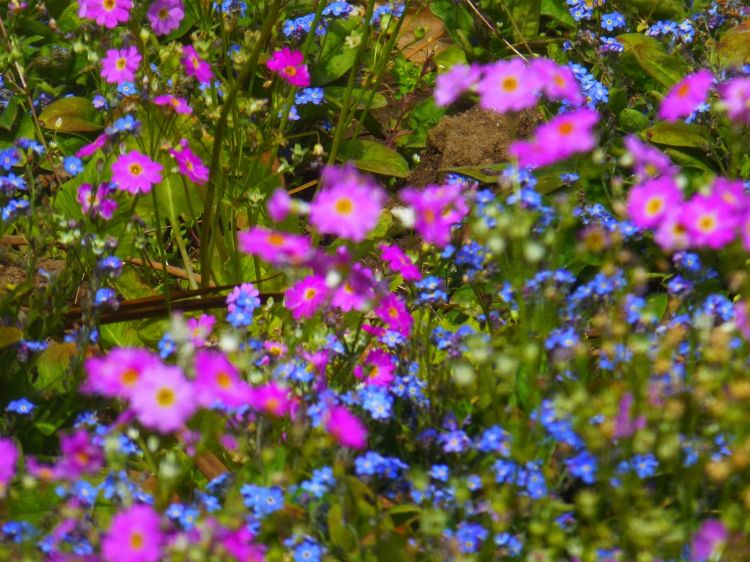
168,139,209,185
76,133,107,158
612,393,646,439
112,151,163,194
626,177,683,229
0,438,18,494
77,183,118,219
659,69,714,122
102,504,163,562
238,227,312,265
83,348,162,399
624,135,678,181
131,364,197,433
101,46,141,84
434,64,481,106
81,0,132,28
477,58,540,114
711,177,747,215
267,187,291,222
331,263,375,312
740,209,750,252
509,108,599,168
249,382,294,417
529,58,583,105
266,47,311,87
691,519,727,561
654,208,690,251
400,184,468,247
219,526,265,562
186,314,215,346
194,350,252,409
284,275,328,319
682,193,738,249
147,0,184,35
57,430,103,479
734,300,750,341
720,77,750,124
153,94,192,115
181,45,213,84
374,293,413,337
325,405,367,449
354,349,395,386
379,243,421,281
309,165,385,242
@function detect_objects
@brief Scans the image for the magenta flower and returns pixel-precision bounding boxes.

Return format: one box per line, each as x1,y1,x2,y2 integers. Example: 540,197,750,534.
310,164,385,242
623,135,678,181
712,177,747,215
682,193,738,249
379,243,421,281
0,438,18,494
194,350,252,409
509,108,599,168
147,0,184,35
626,177,683,229
691,519,727,561
434,64,481,106
57,430,103,479
267,187,292,222
374,293,413,337
477,58,540,114
400,184,468,247
249,382,294,417
112,151,163,195
83,348,162,399
238,226,312,264
102,504,163,562
332,263,375,312
168,139,209,185
101,46,141,84
153,94,192,115
219,526,266,562
77,183,118,220
326,405,367,449
76,133,107,158
612,393,646,439
734,300,750,341
720,77,750,124
659,69,714,122
186,313,215,346
740,209,750,252
654,208,689,252
82,0,132,28
284,274,328,320
530,58,583,105
354,349,395,387
181,45,213,84
266,47,311,87
131,364,197,433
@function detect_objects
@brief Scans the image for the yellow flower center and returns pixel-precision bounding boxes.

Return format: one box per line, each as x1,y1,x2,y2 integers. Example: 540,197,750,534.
335,197,354,215
676,83,690,98
129,163,143,177
558,122,574,135
130,532,144,550
268,233,285,246
303,288,317,300
502,76,518,92
121,369,139,386
645,197,664,217
284,65,298,77
156,387,176,407
115,58,127,70
216,372,232,389
697,214,716,232
102,0,115,10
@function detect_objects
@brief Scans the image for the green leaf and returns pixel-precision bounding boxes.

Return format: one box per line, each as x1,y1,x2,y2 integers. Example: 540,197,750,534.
326,86,387,110
311,19,359,85
35,342,76,393
541,0,575,27
0,97,19,131
716,21,750,68
618,108,650,132
327,504,358,555
38,96,102,133
339,140,409,178
617,33,688,88
507,0,542,39
643,121,710,149
0,327,23,349
644,293,669,322
7,486,62,526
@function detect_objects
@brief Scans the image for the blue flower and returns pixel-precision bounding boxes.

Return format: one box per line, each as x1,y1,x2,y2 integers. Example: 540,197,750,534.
455,522,488,553
294,539,323,562
360,386,393,420
600,11,626,31
0,148,20,171
6,398,35,414
240,484,284,519
566,450,598,484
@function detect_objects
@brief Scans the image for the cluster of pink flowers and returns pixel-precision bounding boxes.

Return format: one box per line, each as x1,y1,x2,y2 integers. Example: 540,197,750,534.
625,139,750,251
153,94,193,115
400,183,469,247
266,48,311,87
435,56,583,110
181,45,214,84
508,108,600,168
658,69,714,122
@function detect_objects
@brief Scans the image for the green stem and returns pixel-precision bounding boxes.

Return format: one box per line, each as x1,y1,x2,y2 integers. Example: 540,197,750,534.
200,0,283,288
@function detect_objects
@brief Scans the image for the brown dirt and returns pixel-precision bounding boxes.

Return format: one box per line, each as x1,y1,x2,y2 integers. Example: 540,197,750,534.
0,258,66,289
408,107,539,187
